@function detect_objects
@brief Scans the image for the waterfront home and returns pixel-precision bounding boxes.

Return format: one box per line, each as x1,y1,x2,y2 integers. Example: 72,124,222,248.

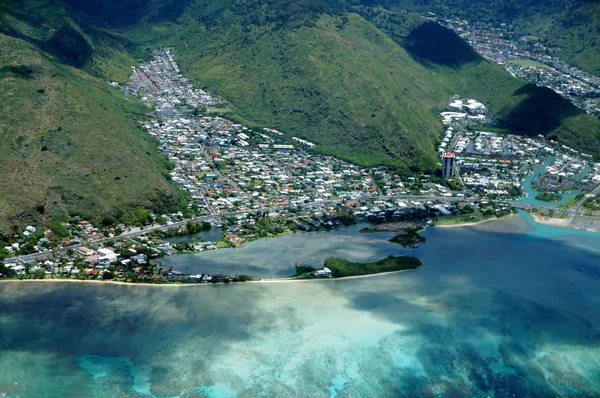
98,248,119,266
313,267,332,277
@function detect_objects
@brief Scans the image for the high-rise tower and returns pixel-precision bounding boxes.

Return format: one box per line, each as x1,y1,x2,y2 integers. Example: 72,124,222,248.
442,152,455,178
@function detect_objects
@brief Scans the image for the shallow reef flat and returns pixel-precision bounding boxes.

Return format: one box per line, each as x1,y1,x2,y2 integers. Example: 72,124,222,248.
0,216,599,397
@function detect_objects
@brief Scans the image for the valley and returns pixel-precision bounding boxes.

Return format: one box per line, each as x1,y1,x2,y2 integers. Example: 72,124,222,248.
1,3,600,396
3,48,600,283
1,0,600,248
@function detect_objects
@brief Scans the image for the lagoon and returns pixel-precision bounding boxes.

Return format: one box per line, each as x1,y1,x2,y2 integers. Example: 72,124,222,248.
1,214,599,397
157,224,413,278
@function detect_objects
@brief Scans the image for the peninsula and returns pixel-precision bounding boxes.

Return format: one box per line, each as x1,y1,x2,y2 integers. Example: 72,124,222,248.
293,256,422,279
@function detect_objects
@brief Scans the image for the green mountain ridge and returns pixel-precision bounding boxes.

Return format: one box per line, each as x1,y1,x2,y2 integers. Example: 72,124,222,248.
370,0,600,76
0,4,182,234
126,2,600,164
0,0,599,233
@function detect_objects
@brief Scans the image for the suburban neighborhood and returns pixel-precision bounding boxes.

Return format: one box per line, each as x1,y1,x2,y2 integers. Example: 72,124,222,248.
1,49,599,284
433,15,600,118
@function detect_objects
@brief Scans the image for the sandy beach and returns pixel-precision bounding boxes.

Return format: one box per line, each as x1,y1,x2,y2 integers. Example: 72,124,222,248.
529,213,568,227
0,267,420,288
435,214,517,229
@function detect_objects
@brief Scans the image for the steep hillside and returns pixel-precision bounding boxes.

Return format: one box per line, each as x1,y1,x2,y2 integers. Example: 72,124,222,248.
135,12,445,170
369,0,600,76
125,1,600,165
361,9,600,154
0,5,182,234
519,1,600,76
1,0,599,233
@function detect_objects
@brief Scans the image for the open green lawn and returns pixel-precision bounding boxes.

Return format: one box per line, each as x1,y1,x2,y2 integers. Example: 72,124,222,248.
467,125,514,134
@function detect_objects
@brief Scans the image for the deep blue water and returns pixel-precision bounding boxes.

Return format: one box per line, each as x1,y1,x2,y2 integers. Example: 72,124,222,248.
1,214,599,397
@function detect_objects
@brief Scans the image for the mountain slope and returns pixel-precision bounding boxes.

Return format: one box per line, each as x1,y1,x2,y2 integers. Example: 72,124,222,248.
361,10,600,154
1,0,599,233
0,7,182,234
125,1,600,165
370,0,600,76
140,12,444,170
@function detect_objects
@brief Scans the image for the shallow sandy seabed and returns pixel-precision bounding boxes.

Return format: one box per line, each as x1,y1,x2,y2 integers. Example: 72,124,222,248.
0,215,599,397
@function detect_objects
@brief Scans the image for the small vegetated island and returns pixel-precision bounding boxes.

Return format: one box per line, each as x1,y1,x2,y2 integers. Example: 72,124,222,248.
535,192,563,202
388,227,425,248
359,222,425,248
293,256,422,279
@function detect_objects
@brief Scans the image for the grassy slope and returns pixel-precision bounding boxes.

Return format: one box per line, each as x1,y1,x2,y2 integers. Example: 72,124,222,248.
375,0,600,76
1,0,599,233
523,1,600,76
360,9,600,157
134,5,600,165
0,13,181,233
133,13,444,170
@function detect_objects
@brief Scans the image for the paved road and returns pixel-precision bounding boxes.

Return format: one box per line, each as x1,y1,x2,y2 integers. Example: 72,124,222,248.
511,200,599,219
566,185,600,225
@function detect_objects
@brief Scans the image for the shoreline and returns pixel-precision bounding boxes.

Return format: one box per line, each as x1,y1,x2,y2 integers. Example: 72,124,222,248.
528,212,568,227
434,213,517,229
0,267,420,288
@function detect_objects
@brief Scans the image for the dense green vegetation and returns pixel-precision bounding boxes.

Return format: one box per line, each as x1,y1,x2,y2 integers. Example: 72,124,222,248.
356,8,600,156
583,194,600,212
128,1,600,167
293,265,318,276
154,221,211,238
324,255,422,277
131,10,443,171
560,193,585,209
0,2,183,234
467,125,514,134
535,192,563,202
388,227,425,247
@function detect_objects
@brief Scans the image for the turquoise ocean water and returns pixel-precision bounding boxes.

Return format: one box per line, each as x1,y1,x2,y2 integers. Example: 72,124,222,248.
1,213,599,397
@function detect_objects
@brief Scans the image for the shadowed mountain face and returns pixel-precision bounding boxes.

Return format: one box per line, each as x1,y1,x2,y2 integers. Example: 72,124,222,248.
359,7,600,155
46,25,93,67
497,84,582,136
403,22,481,68
0,0,600,231
363,0,600,75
